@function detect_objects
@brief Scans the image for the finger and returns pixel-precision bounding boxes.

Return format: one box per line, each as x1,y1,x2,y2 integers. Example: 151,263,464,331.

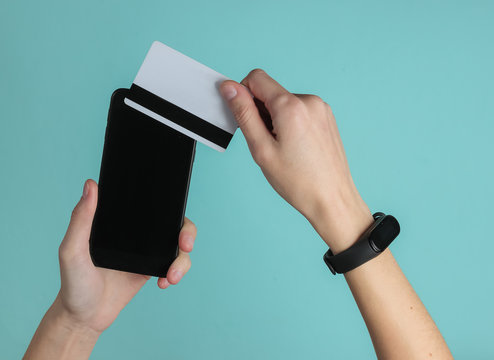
165,250,191,285
220,79,275,156
178,217,197,253
157,277,170,289
59,179,98,261
240,69,290,111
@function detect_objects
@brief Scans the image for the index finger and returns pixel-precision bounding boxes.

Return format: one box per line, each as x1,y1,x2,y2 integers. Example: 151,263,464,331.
241,69,290,109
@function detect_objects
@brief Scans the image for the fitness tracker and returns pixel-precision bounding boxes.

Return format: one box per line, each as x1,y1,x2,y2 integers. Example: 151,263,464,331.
323,212,400,275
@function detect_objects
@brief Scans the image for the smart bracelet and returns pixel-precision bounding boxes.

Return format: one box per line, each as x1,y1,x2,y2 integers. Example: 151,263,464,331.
323,212,400,275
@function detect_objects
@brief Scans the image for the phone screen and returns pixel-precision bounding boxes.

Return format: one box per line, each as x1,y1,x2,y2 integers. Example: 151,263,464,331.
89,88,196,277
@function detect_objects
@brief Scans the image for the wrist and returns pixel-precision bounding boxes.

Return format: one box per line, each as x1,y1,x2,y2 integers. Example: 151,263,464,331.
49,294,102,340
308,189,374,254
24,294,100,360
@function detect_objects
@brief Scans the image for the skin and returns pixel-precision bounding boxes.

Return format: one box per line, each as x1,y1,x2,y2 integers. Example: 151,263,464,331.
24,180,197,359
24,69,453,359
220,69,453,359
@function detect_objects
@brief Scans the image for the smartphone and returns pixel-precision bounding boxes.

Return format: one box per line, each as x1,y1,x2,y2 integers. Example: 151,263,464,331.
89,88,196,277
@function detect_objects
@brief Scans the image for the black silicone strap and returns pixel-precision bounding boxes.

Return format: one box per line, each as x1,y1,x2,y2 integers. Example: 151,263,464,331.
323,213,386,274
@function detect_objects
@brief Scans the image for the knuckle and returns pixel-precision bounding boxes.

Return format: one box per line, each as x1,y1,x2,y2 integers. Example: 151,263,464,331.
252,144,273,166
58,243,66,260
184,261,192,274
248,68,266,78
284,96,305,113
70,205,80,221
58,242,71,262
179,253,191,268
184,216,195,228
306,94,324,107
325,102,334,116
242,68,266,86
188,220,197,233
268,93,293,110
70,201,88,222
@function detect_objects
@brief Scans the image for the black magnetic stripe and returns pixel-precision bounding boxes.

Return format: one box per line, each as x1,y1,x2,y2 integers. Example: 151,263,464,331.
127,84,232,149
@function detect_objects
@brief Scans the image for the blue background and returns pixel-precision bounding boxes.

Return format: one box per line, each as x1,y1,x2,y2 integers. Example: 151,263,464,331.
1,0,493,358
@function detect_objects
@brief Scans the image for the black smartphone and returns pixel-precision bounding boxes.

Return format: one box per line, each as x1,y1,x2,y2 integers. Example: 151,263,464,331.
89,88,196,277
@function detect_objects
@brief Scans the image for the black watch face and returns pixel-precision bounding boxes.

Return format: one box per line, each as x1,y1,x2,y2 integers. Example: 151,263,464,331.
369,215,400,251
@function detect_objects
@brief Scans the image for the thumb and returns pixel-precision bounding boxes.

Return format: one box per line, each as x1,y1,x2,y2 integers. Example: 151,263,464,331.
220,80,274,152
59,180,98,260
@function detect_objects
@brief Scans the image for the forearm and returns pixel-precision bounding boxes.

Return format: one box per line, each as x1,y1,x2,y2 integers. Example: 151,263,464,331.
313,197,452,359
345,249,452,359
24,294,100,360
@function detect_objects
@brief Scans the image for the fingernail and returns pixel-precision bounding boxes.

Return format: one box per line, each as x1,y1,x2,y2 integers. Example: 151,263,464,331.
172,269,183,283
221,84,237,101
82,181,89,199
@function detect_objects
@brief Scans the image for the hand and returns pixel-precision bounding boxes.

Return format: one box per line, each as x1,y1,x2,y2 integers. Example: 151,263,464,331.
56,179,197,334
220,69,373,253
24,179,197,359
219,70,454,359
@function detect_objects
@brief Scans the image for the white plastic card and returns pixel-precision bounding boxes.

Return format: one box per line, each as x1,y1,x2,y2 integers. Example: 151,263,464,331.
124,41,238,152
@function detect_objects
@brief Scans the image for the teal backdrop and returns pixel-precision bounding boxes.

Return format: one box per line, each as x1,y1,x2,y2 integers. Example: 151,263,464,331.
1,0,493,358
